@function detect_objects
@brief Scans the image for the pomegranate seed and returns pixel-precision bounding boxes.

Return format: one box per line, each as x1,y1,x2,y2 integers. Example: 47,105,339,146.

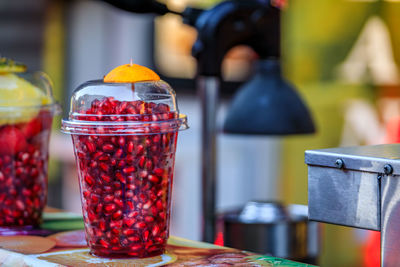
118,137,125,146
148,175,159,183
112,210,122,219
104,195,114,202
99,163,109,172
114,198,123,207
85,175,95,186
152,225,159,236
123,166,136,174
143,231,149,241
110,220,122,228
145,216,154,223
114,149,123,158
101,174,112,183
115,172,126,183
86,142,96,153
127,141,134,153
129,244,142,251
99,220,106,231
124,218,136,227
153,168,164,177
126,190,134,198
104,203,116,214
135,222,146,229
123,229,135,236
139,156,145,168
90,194,100,203
127,201,134,210
99,239,110,248
136,145,144,155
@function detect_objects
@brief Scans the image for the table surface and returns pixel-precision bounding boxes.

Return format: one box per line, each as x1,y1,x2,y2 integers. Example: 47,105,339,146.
0,211,316,266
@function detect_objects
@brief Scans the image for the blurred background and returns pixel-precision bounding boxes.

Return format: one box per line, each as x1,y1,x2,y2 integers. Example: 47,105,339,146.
2,0,400,265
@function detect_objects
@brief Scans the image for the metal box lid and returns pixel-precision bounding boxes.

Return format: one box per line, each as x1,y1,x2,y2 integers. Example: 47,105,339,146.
305,144,400,175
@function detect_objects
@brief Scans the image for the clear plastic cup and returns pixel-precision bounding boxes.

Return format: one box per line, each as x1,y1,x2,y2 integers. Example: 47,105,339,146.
61,80,188,258
0,72,59,227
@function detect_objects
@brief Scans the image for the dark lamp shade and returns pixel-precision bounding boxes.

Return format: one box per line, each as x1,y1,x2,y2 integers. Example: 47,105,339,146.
223,60,315,135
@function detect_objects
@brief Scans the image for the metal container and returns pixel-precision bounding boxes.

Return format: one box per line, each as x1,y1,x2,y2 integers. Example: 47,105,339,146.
306,144,400,266
221,201,320,264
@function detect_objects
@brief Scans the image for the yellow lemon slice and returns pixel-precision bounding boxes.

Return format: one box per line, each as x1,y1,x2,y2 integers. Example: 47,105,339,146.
0,73,52,124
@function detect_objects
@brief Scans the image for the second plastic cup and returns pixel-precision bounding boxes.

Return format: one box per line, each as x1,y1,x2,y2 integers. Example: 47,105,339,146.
0,72,59,227
62,80,187,257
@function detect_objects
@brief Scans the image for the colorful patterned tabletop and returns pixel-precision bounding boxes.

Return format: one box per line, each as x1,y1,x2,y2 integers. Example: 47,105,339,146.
0,211,316,267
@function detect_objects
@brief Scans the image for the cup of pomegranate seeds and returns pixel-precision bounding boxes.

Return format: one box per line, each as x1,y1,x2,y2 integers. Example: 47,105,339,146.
0,58,60,227
61,63,188,258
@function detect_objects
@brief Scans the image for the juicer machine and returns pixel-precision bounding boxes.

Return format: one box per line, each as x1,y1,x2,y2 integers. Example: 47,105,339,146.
101,0,318,261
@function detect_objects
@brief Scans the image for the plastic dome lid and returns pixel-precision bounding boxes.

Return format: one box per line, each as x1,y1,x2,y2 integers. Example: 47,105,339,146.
61,79,188,135
0,71,60,124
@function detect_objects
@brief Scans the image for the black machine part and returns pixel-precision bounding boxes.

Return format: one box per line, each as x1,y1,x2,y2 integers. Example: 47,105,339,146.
190,0,280,77
102,0,178,15
223,59,315,135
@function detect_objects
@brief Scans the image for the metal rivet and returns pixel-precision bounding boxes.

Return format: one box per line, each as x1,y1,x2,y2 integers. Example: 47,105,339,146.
384,164,393,175
335,159,344,169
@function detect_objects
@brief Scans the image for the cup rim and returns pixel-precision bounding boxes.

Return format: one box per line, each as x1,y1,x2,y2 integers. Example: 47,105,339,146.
61,113,188,136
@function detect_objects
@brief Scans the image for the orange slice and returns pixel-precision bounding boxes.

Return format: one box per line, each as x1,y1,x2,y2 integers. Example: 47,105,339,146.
104,63,160,83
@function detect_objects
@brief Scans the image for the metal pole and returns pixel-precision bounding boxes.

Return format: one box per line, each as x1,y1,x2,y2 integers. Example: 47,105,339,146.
198,76,219,243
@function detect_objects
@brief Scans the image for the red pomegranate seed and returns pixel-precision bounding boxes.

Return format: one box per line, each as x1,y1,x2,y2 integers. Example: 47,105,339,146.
91,194,100,203
145,216,154,223
127,141,134,153
104,195,114,202
128,211,139,218
152,225,160,236
99,239,110,248
143,201,152,209
115,149,123,158
125,190,134,198
99,220,106,231
99,163,109,172
112,210,122,219
153,168,164,177
114,198,123,207
123,166,136,174
85,175,95,186
124,218,136,227
101,174,112,183
115,172,126,183
148,175,159,183
128,236,140,242
135,222,146,229
136,145,144,155
129,244,142,251
104,203,116,214
118,137,125,146
86,142,96,153
123,229,135,236
139,156,145,168
143,231,149,241
110,220,122,228
127,201,134,210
